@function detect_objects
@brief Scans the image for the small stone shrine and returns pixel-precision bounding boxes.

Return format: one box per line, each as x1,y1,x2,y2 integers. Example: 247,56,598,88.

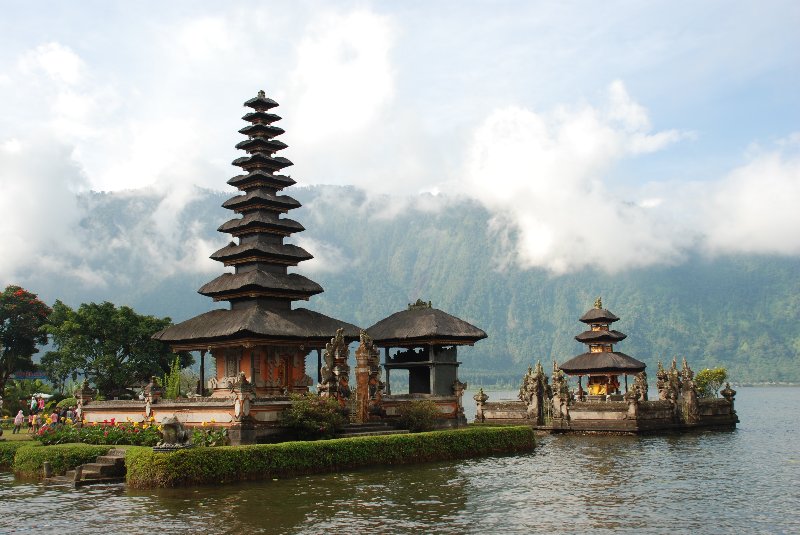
559,298,646,401
476,299,738,433
366,300,487,426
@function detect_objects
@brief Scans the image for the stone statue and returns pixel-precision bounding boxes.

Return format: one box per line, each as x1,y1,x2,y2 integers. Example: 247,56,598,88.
656,361,668,400
318,328,351,408
473,388,489,422
680,358,699,423
720,382,737,416
518,361,550,424
670,359,682,400
354,331,382,423
154,415,194,452
452,379,468,420
634,371,648,402
551,361,570,420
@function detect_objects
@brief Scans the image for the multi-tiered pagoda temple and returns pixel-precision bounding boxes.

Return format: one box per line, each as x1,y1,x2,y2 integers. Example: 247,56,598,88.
154,91,359,397
559,298,646,399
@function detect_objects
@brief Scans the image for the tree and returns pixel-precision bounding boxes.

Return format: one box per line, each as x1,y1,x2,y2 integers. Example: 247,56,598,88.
0,285,51,397
695,367,728,398
1,378,53,417
43,300,193,398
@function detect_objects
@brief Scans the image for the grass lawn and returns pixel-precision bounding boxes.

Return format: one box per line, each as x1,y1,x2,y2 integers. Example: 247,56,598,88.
1,432,35,442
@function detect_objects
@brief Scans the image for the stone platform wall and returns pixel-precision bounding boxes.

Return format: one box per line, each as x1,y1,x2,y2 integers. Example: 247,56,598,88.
476,396,737,434
381,394,466,428
81,398,295,445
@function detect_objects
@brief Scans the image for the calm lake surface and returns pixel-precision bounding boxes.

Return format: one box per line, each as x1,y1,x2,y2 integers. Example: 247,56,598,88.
1,387,798,534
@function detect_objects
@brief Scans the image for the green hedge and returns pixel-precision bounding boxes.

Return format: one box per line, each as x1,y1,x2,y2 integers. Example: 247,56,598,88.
0,442,35,469
13,443,111,478
126,426,535,488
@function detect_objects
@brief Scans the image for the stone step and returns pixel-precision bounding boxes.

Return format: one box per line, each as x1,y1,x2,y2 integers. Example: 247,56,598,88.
81,462,124,477
95,455,125,466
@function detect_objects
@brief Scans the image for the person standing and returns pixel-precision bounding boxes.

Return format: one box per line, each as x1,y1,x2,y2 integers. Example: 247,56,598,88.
13,410,24,434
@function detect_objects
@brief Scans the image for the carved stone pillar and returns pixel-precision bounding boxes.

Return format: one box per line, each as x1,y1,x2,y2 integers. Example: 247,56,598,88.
473,388,489,422
318,328,351,408
354,331,375,423
452,379,468,422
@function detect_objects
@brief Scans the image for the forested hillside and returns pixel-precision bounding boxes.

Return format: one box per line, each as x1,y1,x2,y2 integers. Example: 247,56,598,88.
23,187,800,384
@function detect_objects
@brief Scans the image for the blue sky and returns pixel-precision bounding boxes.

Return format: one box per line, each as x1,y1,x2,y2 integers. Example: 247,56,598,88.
1,0,799,281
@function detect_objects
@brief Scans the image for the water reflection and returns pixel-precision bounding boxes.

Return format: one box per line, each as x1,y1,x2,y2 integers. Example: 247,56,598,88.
1,387,798,534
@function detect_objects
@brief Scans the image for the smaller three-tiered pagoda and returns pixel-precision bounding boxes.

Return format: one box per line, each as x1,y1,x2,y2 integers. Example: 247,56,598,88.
559,298,646,399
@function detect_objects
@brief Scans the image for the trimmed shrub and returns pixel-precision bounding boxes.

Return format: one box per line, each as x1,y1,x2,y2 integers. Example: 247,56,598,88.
126,425,535,488
396,400,441,432
281,394,348,440
13,443,111,478
56,397,78,409
0,441,35,469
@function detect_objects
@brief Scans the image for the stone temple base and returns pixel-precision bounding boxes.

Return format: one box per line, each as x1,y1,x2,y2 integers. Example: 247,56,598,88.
478,398,738,434
81,397,295,445
81,394,468,444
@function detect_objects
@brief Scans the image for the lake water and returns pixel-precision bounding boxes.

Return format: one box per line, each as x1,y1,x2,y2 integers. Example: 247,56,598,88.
1,387,798,534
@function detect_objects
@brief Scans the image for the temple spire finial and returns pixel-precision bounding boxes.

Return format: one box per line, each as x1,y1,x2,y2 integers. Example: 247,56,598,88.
257,89,265,98
594,297,603,309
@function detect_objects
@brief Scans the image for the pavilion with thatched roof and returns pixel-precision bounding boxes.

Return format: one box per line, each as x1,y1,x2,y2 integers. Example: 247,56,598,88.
366,299,486,426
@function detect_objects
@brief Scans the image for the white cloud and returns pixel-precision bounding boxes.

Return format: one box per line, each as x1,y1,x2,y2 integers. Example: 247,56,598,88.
0,139,95,284
18,42,85,85
462,81,693,273
703,138,800,255
293,236,351,275
287,10,395,144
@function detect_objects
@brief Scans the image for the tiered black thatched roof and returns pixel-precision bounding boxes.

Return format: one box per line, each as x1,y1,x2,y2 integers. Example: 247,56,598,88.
559,298,645,375
579,304,620,324
366,300,487,346
560,352,645,374
154,90,360,349
574,330,627,343
154,307,358,351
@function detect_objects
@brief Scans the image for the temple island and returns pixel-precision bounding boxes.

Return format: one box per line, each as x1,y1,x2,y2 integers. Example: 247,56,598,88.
78,91,483,443
77,91,737,441
475,299,738,433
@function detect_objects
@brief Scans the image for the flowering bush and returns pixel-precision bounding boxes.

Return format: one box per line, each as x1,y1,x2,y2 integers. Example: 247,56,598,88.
34,417,161,446
192,422,229,447
282,393,348,440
